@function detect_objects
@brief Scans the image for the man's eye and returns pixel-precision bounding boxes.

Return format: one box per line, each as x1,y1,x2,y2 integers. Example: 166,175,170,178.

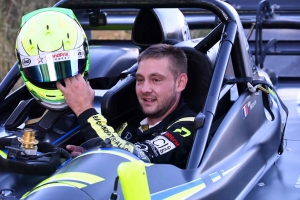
153,79,160,82
136,78,143,82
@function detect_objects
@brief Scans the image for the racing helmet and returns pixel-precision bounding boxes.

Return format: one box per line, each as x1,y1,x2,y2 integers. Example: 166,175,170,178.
15,7,90,110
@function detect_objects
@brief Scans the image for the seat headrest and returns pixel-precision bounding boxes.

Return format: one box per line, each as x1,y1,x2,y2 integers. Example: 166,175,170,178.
132,8,191,47
180,47,213,113
101,64,141,128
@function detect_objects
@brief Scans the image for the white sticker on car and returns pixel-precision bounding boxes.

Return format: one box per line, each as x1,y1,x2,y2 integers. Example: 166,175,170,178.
150,136,176,155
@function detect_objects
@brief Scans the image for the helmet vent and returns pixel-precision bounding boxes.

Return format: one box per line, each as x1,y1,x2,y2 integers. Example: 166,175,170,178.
46,95,56,97
29,39,32,45
67,33,69,38
46,25,49,30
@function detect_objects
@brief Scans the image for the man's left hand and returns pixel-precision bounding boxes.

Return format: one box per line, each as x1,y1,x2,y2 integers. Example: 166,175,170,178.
66,145,86,158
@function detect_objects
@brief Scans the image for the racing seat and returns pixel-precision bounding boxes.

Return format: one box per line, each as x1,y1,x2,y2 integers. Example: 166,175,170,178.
101,46,213,128
180,46,213,113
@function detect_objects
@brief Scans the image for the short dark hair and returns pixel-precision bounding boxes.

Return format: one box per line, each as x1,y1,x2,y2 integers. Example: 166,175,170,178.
137,44,187,79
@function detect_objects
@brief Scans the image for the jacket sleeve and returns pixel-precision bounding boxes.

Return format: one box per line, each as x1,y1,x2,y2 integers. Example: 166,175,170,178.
78,108,151,162
132,117,195,168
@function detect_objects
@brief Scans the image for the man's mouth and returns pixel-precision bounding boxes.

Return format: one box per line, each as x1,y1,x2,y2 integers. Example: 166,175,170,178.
141,96,157,105
143,98,156,102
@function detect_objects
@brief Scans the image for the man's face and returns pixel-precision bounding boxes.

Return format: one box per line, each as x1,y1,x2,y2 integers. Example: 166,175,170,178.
135,58,180,119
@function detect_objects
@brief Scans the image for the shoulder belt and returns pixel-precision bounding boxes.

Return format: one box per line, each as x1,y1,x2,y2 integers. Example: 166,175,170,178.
224,77,288,154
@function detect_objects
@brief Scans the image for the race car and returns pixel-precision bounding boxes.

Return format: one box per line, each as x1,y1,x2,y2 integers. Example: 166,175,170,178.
0,0,298,199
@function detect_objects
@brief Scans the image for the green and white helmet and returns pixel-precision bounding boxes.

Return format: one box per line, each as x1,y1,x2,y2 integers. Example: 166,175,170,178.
15,7,90,110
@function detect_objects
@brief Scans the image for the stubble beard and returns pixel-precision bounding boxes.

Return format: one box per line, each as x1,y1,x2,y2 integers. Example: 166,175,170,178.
141,92,177,119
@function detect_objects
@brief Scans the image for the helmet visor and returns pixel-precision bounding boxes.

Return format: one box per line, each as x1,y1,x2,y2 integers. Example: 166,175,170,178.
19,45,87,82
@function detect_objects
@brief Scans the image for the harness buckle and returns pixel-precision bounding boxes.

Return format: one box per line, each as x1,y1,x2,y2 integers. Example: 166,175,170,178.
247,82,269,94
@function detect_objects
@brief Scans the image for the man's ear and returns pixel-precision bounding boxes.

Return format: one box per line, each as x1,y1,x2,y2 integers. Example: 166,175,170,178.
176,73,188,92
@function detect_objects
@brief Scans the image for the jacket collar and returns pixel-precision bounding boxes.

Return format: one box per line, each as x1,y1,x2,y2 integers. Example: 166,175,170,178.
136,97,185,136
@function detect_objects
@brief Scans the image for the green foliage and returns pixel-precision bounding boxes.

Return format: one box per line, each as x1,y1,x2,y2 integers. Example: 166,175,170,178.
0,0,58,83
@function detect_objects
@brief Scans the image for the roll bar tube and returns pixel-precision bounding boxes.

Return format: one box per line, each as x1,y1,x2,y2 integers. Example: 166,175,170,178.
0,62,20,103
187,21,237,169
55,0,228,21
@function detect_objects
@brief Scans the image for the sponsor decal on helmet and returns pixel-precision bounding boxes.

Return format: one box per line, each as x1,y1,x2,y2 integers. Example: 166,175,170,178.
22,58,31,66
37,56,44,64
52,52,69,59
20,45,86,68
75,49,85,58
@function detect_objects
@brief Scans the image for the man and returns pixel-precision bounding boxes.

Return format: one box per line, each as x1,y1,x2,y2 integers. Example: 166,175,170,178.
57,44,196,168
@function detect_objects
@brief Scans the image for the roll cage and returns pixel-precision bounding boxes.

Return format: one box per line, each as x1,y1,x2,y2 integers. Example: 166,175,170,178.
54,0,257,169
0,0,292,170
0,0,296,199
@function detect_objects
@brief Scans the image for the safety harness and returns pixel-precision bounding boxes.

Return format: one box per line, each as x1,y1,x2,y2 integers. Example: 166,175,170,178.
224,77,288,154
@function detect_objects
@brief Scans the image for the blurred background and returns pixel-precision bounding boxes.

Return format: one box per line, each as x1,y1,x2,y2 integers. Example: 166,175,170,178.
1,0,300,91
0,0,59,89
0,0,133,90
0,0,210,91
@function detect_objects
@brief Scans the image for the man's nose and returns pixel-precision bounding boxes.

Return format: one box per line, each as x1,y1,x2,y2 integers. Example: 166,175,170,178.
140,81,152,93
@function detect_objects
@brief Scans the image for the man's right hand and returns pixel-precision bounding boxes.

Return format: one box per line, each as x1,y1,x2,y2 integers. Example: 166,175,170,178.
66,145,86,158
56,74,95,116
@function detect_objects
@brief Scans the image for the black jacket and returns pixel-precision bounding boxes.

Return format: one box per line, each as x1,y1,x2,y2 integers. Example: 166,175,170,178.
78,99,196,169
